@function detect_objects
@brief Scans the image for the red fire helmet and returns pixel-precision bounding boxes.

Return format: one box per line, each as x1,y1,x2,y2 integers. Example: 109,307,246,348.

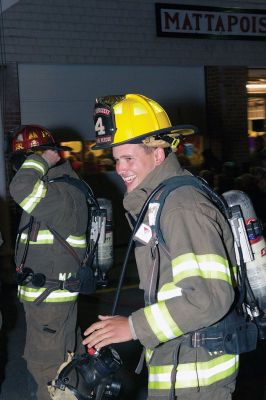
11,125,71,153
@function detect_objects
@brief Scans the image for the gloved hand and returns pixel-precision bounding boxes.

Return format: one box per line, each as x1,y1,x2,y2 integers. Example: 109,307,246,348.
41,149,60,168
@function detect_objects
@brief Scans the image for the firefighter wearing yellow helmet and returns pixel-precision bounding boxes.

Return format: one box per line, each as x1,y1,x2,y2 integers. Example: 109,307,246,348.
84,94,238,399
93,93,196,150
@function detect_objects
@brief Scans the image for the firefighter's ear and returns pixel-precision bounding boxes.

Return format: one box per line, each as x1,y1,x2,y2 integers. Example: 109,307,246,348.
154,147,166,165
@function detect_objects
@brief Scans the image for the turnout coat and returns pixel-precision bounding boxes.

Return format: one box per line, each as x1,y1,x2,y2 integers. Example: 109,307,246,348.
10,154,88,304
124,153,238,398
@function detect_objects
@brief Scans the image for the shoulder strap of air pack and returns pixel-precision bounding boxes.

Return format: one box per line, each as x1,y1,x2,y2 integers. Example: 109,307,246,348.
150,175,259,309
48,174,99,208
150,175,229,246
47,175,103,260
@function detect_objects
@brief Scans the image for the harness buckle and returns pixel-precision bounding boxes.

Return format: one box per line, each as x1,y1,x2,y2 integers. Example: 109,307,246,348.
191,331,205,348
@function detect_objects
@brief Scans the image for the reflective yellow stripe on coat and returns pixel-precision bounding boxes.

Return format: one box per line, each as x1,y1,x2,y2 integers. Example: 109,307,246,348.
144,253,233,343
172,253,232,284
66,235,86,248
144,302,183,342
20,179,47,213
21,158,47,175
148,354,239,390
20,230,54,244
19,231,86,248
17,285,78,303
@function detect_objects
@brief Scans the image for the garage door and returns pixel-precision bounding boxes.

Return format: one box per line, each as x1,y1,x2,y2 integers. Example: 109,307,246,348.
18,64,205,141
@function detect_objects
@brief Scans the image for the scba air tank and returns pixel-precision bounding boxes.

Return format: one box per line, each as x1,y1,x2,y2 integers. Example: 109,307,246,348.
95,198,113,280
223,190,266,314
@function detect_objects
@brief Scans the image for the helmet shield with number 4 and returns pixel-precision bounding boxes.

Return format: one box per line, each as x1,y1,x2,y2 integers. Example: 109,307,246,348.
93,97,119,149
92,94,197,150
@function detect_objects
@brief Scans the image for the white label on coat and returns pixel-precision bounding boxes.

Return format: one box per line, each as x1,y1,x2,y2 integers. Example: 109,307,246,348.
134,223,152,244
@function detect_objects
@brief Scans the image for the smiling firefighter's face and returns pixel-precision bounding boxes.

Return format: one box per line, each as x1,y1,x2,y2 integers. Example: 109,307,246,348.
112,143,166,193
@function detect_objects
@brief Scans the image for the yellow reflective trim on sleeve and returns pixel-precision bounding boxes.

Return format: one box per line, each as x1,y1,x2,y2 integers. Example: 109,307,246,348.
17,285,78,303
19,232,86,247
148,354,239,390
144,302,183,342
232,265,238,287
21,159,46,175
145,348,154,364
20,230,54,244
157,283,182,301
20,180,47,213
66,235,86,248
172,253,232,284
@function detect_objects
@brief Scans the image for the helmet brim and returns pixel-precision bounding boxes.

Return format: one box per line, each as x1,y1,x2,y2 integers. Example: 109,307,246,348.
92,124,197,150
11,144,73,153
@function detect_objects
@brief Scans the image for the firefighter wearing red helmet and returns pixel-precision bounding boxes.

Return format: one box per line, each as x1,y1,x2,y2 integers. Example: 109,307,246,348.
9,125,88,400
11,124,64,152
10,125,72,171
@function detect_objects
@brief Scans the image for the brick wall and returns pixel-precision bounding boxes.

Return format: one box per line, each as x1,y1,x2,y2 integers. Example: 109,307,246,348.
3,63,20,180
205,66,249,168
4,63,20,131
1,62,20,264
0,63,20,282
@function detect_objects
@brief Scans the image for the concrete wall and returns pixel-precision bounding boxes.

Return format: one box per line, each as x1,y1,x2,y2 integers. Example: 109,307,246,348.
206,66,249,165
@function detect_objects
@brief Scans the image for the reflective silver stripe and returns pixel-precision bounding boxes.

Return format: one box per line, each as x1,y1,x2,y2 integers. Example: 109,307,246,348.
20,180,47,213
21,159,46,175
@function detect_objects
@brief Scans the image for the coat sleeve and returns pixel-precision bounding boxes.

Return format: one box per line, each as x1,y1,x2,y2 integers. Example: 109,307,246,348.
131,191,235,349
9,154,71,227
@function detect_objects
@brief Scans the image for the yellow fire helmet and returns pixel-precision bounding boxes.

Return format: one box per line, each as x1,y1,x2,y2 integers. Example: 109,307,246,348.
92,94,197,150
